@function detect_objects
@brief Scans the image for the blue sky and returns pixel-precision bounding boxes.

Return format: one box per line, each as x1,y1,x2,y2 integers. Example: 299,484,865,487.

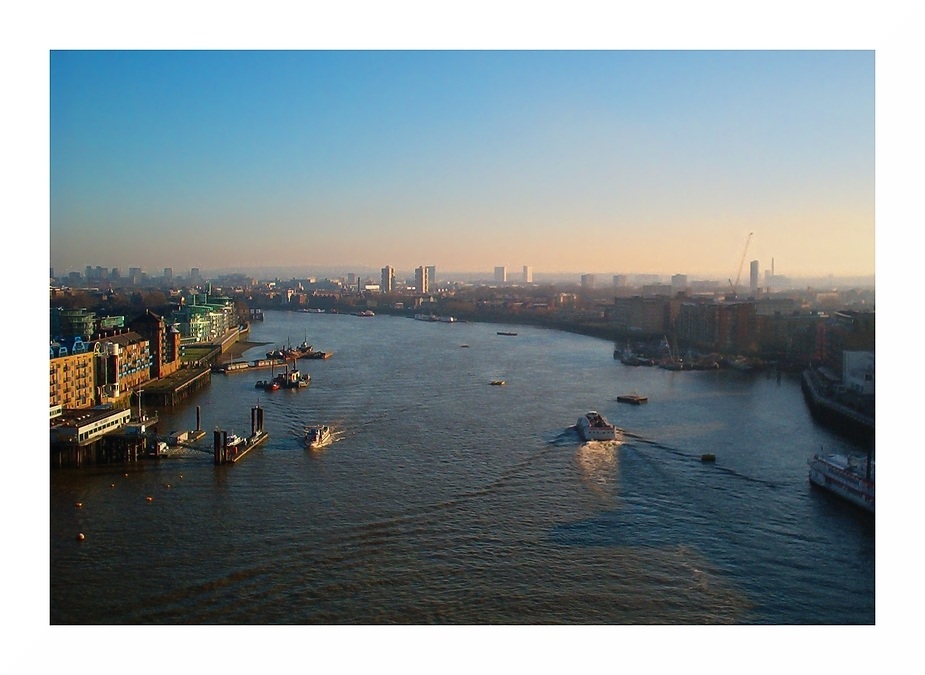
49,50,876,279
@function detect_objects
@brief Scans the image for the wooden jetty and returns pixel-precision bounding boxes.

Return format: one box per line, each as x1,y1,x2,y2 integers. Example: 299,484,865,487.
143,366,211,406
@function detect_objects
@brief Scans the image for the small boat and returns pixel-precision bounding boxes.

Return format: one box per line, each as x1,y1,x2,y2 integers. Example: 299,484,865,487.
700,453,716,463
497,331,518,336
460,344,470,348
490,380,506,386
577,411,622,441
304,425,332,450
617,394,648,405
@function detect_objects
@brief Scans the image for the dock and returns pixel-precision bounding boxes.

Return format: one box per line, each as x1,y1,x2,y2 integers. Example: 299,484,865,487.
213,405,268,465
143,366,211,406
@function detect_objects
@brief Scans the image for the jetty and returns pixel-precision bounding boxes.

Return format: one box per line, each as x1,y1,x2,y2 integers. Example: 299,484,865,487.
213,405,268,465
141,366,211,406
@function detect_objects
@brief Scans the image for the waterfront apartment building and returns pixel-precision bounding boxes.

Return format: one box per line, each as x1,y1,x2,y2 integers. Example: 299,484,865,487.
415,266,430,294
129,310,182,379
49,350,95,409
381,266,395,293
90,330,153,400
494,266,507,283
51,307,97,341
170,294,236,342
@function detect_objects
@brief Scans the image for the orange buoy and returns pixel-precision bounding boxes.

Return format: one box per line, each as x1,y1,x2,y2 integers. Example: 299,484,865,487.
75,502,82,508
146,496,153,502
76,533,85,541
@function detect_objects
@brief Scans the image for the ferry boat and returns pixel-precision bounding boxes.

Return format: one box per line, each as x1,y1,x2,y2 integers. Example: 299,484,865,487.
808,451,874,513
577,411,622,441
304,425,332,449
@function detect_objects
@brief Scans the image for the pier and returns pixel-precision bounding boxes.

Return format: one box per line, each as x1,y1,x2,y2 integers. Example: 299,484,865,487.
214,405,269,465
142,366,211,406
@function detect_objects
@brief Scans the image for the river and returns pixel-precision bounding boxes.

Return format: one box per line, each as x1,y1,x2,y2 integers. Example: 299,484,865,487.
50,310,874,628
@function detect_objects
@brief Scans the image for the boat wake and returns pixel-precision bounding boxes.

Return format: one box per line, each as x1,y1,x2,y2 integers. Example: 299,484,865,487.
576,440,621,503
622,431,781,489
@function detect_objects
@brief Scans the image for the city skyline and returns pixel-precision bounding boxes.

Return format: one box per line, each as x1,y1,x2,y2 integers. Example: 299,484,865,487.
50,50,876,279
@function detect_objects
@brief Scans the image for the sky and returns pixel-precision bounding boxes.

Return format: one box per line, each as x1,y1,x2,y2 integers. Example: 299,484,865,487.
49,49,877,280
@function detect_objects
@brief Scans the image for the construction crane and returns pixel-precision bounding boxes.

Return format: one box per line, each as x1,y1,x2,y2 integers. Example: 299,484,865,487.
728,232,753,298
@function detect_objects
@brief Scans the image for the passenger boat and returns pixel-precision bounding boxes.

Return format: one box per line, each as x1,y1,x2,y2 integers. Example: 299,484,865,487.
490,380,506,386
808,451,874,513
577,411,622,441
304,425,332,449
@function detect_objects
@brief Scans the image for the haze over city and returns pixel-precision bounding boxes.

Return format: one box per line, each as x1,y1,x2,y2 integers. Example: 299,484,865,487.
50,50,876,280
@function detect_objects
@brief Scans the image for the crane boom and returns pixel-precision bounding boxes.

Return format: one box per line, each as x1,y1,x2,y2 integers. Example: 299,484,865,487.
732,232,753,296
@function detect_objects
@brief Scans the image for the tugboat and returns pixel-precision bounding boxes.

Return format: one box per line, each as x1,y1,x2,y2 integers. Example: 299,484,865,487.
274,361,310,389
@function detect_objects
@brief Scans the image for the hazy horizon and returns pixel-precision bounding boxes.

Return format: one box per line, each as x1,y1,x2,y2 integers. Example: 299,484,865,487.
50,50,875,280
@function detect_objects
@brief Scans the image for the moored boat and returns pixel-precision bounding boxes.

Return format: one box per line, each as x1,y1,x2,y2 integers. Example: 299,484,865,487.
577,411,622,441
617,393,648,405
808,451,874,513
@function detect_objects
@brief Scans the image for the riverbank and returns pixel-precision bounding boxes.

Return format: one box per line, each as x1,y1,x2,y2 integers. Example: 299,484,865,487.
226,339,271,360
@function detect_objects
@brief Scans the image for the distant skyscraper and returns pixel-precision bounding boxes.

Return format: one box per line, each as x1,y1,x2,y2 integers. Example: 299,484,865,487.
494,266,507,283
750,260,759,293
522,266,533,283
613,274,627,288
426,266,436,291
415,266,430,294
671,274,688,291
381,266,395,293
581,274,595,289
163,267,173,283
190,268,202,285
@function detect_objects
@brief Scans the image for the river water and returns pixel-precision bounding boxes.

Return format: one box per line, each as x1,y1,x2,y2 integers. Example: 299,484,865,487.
50,311,874,626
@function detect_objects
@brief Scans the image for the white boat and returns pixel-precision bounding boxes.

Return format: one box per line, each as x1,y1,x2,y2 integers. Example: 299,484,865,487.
304,425,332,449
808,452,874,513
577,411,622,441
